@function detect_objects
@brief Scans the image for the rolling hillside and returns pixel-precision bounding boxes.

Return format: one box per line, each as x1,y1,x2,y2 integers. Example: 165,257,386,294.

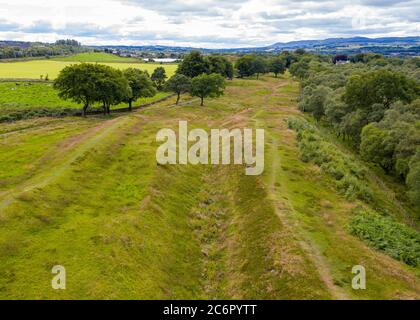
0,75,418,299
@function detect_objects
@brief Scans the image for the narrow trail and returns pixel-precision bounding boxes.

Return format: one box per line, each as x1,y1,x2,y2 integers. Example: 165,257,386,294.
0,115,135,211
267,134,349,300
258,80,349,300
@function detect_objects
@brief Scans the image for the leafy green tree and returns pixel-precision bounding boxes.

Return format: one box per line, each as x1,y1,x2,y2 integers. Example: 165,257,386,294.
344,70,418,111
190,73,225,106
269,56,286,77
95,67,131,115
407,150,420,206
299,85,332,121
324,88,350,130
208,55,234,79
295,48,306,55
235,55,256,78
151,67,167,90
123,68,157,111
224,59,234,80
54,63,131,116
53,63,103,116
253,56,267,79
177,50,210,78
165,74,191,105
339,109,368,141
360,124,396,173
289,58,311,80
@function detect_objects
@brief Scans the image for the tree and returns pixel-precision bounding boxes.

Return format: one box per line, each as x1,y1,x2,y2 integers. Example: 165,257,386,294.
123,68,156,111
151,67,167,90
235,55,256,78
224,59,234,80
54,63,102,116
324,88,351,130
176,50,210,78
299,85,332,121
407,150,420,206
190,73,225,106
344,70,418,111
338,109,368,141
269,57,286,77
54,63,131,116
252,56,267,79
360,124,396,173
164,74,191,105
289,58,311,80
295,48,306,55
94,66,131,115
208,55,234,79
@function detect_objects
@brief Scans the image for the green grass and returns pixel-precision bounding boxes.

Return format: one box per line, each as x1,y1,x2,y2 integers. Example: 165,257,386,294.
0,75,418,299
0,60,177,80
53,52,141,63
0,82,171,121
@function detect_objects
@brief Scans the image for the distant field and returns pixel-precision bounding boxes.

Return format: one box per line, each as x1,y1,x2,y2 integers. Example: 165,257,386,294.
0,59,177,80
0,82,171,121
53,52,142,63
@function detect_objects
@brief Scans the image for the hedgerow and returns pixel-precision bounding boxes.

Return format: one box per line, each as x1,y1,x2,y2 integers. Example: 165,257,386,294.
288,117,373,202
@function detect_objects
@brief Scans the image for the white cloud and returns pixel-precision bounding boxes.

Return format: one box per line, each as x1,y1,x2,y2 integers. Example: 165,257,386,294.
0,0,419,47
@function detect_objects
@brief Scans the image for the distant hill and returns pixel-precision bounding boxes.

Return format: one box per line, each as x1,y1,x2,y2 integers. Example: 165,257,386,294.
2,36,419,56
261,36,420,55
99,36,420,56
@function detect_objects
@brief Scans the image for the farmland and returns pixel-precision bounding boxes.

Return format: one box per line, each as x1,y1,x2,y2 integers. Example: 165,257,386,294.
0,74,419,299
52,52,143,63
0,54,177,80
0,53,177,121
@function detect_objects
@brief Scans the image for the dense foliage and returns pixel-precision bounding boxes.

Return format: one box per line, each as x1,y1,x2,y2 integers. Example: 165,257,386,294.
190,73,226,106
176,51,233,79
288,117,373,202
235,54,288,78
123,68,157,110
151,66,167,90
291,52,420,206
0,39,88,59
164,74,191,105
350,209,420,267
54,63,135,115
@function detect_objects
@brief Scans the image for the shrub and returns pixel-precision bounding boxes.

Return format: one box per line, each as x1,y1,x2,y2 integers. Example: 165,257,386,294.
350,209,420,267
288,117,374,202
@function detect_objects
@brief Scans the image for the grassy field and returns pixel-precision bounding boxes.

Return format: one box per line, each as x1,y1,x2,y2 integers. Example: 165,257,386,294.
0,75,418,299
0,82,171,121
0,51,176,121
0,59,177,80
52,52,142,63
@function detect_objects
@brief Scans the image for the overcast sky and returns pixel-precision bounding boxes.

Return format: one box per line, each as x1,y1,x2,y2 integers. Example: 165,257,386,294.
0,0,419,48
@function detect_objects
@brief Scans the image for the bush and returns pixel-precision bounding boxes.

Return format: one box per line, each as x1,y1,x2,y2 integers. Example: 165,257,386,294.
350,210,420,267
288,117,374,202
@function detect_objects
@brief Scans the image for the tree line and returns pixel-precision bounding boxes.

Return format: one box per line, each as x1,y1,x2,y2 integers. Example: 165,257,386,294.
292,51,420,206
0,39,87,60
53,51,234,115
